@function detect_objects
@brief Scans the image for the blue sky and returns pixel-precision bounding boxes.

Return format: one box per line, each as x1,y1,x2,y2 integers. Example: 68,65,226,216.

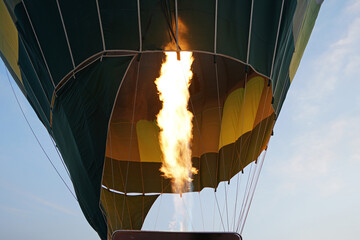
1,0,360,239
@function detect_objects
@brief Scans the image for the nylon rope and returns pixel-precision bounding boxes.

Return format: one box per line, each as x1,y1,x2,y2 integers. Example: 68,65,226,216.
95,0,106,52
236,6,288,232
55,0,76,70
240,149,267,234
236,161,255,231
4,65,77,201
137,0,142,52
270,0,285,78
231,0,255,231
237,79,272,232
106,55,138,230
215,60,230,231
121,56,141,230
230,70,249,231
236,0,286,231
17,63,72,181
47,132,71,179
178,53,226,231
154,193,163,230
175,0,180,52
213,0,230,231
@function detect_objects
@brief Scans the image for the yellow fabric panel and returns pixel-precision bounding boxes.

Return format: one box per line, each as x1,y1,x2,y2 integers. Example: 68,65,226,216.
105,122,141,161
136,120,162,162
219,76,265,150
0,1,21,82
253,81,274,127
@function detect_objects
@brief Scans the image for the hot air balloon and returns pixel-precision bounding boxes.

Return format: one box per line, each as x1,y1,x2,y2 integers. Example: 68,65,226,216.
0,0,323,239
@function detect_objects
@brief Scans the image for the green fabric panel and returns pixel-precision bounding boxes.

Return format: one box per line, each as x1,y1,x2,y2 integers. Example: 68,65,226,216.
102,114,274,194
99,0,139,51
19,62,51,130
18,36,51,127
101,189,159,231
140,0,174,51
58,0,103,65
271,0,297,113
178,0,215,52
217,0,251,62
22,75,51,132
102,159,172,194
14,4,54,100
249,0,283,76
52,56,133,240
20,0,73,85
273,75,290,115
289,0,321,81
271,0,297,81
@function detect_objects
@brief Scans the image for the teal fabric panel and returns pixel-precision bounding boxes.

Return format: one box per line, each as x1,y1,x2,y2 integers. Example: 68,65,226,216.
273,75,290,115
217,0,251,62
99,0,139,51
249,0,283,76
140,0,174,51
178,0,215,52
271,0,297,82
52,56,133,240
271,0,297,113
14,4,54,100
22,73,51,131
58,0,103,65
18,37,51,130
22,0,73,85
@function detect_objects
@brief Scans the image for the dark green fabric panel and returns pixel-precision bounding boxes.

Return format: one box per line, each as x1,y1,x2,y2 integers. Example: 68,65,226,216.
249,0,283,76
21,72,51,131
140,0,174,51
22,0,73,85
14,4,54,100
272,39,294,114
103,114,275,194
18,36,51,128
272,0,297,112
99,0,139,51
52,56,133,240
217,0,251,62
58,0,103,65
101,189,159,230
273,74,290,115
271,0,296,114
102,159,172,194
178,0,215,52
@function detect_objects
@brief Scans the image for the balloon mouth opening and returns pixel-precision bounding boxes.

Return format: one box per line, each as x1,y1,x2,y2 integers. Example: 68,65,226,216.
100,51,274,234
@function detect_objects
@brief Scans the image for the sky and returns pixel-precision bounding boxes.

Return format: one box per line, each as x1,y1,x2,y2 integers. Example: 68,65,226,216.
1,0,360,239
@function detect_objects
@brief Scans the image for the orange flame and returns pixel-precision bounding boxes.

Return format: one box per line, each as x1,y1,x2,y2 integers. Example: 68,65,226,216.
155,51,197,194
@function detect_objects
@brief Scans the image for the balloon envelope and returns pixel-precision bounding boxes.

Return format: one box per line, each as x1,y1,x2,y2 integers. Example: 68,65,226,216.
0,0,322,239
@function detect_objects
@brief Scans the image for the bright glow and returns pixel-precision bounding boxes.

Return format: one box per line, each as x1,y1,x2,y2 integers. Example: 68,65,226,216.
155,51,197,194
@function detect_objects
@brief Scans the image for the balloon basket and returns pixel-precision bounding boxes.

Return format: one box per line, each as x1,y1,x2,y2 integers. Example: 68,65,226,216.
112,230,242,240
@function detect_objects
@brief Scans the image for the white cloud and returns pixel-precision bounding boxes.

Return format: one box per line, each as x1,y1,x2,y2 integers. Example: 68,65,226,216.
0,205,29,215
0,179,77,216
297,9,360,104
